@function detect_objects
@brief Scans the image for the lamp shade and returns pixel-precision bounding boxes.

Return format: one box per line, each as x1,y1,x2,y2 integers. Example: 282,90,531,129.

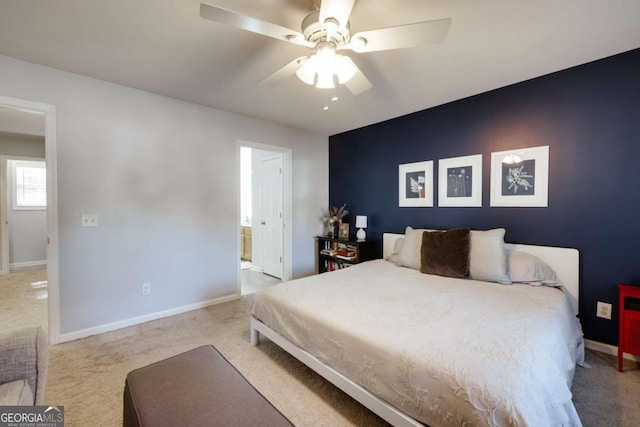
355,215,367,228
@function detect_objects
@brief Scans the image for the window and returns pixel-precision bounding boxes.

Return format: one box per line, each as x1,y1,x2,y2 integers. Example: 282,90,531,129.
12,160,46,210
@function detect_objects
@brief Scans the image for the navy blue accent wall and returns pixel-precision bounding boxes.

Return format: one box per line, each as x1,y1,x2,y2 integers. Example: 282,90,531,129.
329,48,640,345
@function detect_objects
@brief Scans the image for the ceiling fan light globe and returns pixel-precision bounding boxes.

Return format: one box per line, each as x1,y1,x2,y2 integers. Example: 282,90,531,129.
296,57,317,85
316,43,337,62
296,68,316,85
315,72,335,89
315,55,336,79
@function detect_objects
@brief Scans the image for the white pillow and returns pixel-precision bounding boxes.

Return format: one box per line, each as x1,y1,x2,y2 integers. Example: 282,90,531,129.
396,227,428,270
469,228,511,284
508,251,558,284
386,237,405,264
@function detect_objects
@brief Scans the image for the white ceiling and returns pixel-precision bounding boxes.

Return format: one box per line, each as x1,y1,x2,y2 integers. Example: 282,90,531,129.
0,0,638,136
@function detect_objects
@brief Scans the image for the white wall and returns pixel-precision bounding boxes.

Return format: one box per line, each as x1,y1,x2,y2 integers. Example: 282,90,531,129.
0,55,328,336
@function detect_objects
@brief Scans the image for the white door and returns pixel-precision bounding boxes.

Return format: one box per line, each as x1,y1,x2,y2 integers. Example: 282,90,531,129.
261,155,283,279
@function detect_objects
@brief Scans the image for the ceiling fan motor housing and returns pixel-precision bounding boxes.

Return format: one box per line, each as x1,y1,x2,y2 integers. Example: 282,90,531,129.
301,11,350,46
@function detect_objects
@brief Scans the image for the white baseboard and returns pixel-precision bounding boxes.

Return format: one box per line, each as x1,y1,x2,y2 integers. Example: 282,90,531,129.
10,260,47,271
585,338,640,362
58,293,240,343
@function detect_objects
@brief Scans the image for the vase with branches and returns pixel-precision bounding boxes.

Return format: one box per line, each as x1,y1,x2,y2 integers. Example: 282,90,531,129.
321,204,349,237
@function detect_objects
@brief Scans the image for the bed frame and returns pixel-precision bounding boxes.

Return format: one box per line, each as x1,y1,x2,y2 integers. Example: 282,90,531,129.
250,233,580,426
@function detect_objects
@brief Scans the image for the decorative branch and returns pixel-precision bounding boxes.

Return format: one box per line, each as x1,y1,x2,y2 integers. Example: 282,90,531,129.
321,204,349,225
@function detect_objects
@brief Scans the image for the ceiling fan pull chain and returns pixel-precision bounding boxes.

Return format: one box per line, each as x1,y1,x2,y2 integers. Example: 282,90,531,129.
323,89,329,111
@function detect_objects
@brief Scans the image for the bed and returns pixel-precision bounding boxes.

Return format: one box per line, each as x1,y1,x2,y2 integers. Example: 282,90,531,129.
250,230,584,426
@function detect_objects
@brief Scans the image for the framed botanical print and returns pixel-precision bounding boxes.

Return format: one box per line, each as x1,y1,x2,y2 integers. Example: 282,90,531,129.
399,161,434,207
490,145,549,207
438,154,482,207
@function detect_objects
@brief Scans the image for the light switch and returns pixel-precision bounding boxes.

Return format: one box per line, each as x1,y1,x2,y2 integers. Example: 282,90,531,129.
81,214,98,227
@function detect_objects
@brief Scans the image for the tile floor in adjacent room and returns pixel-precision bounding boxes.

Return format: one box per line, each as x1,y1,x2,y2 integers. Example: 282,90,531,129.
241,261,281,295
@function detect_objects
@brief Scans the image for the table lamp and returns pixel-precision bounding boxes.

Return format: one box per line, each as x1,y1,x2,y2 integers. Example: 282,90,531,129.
355,215,367,241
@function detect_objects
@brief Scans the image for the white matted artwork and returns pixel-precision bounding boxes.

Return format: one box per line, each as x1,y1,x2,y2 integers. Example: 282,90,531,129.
438,154,482,207
399,161,434,207
490,145,549,207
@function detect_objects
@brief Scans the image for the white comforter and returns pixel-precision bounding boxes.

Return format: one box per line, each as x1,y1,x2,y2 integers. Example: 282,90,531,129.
251,259,584,427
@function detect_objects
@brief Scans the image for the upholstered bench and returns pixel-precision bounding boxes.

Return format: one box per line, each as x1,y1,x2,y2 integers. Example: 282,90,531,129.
123,345,292,427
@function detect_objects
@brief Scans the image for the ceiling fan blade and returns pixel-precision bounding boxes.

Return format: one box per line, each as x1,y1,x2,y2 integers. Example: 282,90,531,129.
258,57,306,86
200,2,312,47
319,0,356,29
347,18,452,53
343,58,371,95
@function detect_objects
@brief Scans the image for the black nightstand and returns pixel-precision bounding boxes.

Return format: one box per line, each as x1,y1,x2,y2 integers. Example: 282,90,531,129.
315,236,375,274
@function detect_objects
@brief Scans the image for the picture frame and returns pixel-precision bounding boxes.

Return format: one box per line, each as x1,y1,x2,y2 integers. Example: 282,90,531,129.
339,223,349,240
399,161,434,207
438,154,482,207
490,145,549,207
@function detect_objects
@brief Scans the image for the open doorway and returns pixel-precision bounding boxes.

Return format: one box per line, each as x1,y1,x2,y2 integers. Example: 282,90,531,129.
238,141,292,295
0,95,59,344
0,107,48,334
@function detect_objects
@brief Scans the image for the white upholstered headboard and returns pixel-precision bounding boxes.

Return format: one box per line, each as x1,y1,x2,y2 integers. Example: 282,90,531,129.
383,233,580,315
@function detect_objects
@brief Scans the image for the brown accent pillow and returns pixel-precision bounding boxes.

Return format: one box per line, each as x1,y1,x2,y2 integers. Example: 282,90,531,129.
420,228,471,278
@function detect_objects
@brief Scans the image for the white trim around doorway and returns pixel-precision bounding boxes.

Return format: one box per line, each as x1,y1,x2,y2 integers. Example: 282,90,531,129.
0,95,60,345
236,140,292,296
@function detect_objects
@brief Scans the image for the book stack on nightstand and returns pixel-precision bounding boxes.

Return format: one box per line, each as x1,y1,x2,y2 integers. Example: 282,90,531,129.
315,236,375,274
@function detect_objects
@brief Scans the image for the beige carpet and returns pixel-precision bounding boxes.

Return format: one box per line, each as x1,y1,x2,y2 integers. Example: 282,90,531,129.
0,269,47,332
43,295,640,427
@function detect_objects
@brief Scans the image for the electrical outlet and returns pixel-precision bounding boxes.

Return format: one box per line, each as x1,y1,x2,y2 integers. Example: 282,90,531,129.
81,214,98,227
142,283,151,296
596,301,612,319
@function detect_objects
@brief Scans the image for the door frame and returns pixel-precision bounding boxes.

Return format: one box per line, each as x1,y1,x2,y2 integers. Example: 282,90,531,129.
236,140,292,294
0,95,60,344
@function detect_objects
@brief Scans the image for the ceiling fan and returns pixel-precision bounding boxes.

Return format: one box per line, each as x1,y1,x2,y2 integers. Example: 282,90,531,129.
199,0,451,95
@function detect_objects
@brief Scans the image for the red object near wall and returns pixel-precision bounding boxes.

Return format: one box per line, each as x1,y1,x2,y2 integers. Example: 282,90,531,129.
618,284,640,372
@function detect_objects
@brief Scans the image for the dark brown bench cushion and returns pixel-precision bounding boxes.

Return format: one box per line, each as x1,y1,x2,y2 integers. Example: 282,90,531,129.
123,345,293,427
